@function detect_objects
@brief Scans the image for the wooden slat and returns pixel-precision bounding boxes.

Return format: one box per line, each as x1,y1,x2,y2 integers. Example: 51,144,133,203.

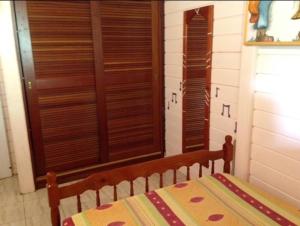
145,176,149,192
113,185,117,201
96,190,100,207
211,161,215,175
199,164,202,177
186,166,190,180
130,180,134,196
76,194,82,213
173,169,177,184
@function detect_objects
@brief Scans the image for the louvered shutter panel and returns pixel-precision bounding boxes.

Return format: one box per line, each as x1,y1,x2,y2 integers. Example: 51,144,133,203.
17,1,101,175
98,1,163,161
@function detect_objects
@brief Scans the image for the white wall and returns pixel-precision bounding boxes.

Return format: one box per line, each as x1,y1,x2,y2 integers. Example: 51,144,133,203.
0,42,17,175
164,1,245,175
249,47,300,208
0,1,35,193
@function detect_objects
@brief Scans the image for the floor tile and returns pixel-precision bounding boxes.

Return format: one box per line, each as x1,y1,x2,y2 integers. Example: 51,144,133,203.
0,219,26,226
23,197,49,218
0,202,25,225
25,213,52,226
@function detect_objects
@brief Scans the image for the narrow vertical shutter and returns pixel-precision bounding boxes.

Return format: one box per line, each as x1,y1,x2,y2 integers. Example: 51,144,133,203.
183,8,211,152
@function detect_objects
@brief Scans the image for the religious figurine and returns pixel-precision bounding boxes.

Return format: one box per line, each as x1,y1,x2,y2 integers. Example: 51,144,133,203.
248,1,274,42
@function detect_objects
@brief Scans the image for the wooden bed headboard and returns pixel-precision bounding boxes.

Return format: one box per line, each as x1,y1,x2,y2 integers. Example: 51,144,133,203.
47,135,233,226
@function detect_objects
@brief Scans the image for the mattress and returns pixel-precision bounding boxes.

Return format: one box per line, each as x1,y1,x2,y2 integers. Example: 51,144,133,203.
63,173,300,226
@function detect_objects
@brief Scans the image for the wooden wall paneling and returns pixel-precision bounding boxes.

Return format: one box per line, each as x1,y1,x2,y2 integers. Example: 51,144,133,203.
213,35,242,52
253,110,300,141
250,161,300,201
182,6,213,152
213,16,243,35
212,52,241,70
211,84,239,104
251,144,300,180
15,1,102,176
211,68,240,87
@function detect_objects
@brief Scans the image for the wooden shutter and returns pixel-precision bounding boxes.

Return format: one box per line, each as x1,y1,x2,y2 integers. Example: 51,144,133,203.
94,1,164,161
15,1,102,175
183,6,213,152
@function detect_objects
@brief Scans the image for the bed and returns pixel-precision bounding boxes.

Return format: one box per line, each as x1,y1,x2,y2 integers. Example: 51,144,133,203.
47,136,300,226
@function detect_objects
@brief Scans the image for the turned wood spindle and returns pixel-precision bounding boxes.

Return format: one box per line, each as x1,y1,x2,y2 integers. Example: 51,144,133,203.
96,190,100,207
113,185,117,201
159,173,163,188
76,194,82,213
130,180,134,196
211,161,215,175
173,169,177,184
145,176,149,192
199,164,202,177
186,166,190,180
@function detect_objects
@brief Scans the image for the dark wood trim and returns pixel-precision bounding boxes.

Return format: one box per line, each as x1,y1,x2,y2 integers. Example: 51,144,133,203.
205,5,214,150
159,2,166,156
47,135,233,226
182,11,188,153
90,1,109,163
14,1,46,175
11,1,37,186
151,1,165,155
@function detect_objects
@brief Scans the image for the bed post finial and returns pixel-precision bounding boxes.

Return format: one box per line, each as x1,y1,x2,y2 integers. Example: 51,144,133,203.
223,135,233,174
47,172,61,226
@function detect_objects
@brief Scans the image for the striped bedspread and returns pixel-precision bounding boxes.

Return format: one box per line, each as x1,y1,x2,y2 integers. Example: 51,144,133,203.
63,173,300,226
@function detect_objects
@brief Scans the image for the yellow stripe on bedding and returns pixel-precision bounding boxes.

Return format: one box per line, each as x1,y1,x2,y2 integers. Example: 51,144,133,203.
83,201,138,226
220,174,300,225
125,195,165,226
163,180,251,226
155,188,198,226
202,176,277,226
72,213,90,226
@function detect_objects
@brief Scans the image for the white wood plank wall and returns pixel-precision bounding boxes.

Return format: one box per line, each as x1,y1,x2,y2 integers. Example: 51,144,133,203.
250,47,300,208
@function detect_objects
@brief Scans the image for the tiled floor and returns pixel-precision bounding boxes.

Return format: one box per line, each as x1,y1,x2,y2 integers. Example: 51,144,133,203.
0,171,186,226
